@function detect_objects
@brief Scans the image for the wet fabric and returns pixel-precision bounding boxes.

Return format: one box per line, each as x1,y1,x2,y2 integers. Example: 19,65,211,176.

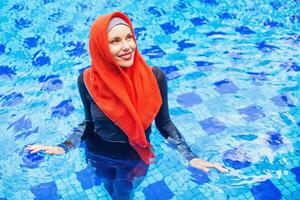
85,147,148,200
58,67,198,161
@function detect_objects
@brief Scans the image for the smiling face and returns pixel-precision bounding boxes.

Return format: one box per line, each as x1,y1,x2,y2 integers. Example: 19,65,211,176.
108,24,136,68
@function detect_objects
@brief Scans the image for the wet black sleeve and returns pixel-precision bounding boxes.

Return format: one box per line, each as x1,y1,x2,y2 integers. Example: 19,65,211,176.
57,74,94,152
153,67,198,161
77,73,93,122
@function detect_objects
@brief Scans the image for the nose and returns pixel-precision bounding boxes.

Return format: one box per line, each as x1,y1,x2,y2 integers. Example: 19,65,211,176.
121,40,130,51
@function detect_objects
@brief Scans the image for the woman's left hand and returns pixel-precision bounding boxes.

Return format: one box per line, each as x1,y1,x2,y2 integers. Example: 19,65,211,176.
189,158,229,173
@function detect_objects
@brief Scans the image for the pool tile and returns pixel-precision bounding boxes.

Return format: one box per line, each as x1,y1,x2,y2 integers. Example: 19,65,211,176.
235,26,255,34
15,18,32,29
20,148,45,169
51,99,75,117
237,105,265,122
75,167,101,190
291,167,300,184
134,27,146,40
218,12,236,19
187,166,210,185
247,72,268,81
0,65,16,79
65,41,87,57
214,79,239,94
280,60,300,72
10,4,24,11
266,131,284,146
57,25,73,35
15,127,39,140
142,45,166,59
190,16,208,26
160,21,179,35
256,41,279,53
263,19,283,28
24,36,40,48
290,15,300,24
203,96,232,114
176,39,196,51
0,44,5,55
176,93,203,107
39,75,63,92
232,134,258,141
30,181,61,200
206,31,227,37
147,7,165,17
1,92,23,107
143,180,174,200
279,112,293,126
292,188,300,199
48,11,63,23
195,61,214,71
250,180,282,200
160,65,180,80
223,148,252,169
32,50,51,67
202,0,218,5
199,117,227,135
8,115,32,132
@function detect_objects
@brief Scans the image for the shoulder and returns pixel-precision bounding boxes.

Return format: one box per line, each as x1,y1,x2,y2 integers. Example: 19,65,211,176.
77,73,85,89
152,67,166,82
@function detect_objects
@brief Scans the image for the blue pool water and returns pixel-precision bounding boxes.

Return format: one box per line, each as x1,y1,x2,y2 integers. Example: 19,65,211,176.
1,0,300,199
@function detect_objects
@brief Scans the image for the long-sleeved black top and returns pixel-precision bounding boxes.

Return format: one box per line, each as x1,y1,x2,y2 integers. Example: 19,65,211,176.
58,67,197,161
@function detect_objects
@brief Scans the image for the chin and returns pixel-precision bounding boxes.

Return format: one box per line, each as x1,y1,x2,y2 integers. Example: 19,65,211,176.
119,60,134,68
120,64,133,68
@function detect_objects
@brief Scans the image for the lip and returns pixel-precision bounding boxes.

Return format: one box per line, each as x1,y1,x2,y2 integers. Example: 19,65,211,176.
119,52,132,60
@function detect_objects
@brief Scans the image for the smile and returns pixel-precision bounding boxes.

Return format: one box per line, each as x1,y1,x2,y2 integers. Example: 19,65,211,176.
119,52,133,60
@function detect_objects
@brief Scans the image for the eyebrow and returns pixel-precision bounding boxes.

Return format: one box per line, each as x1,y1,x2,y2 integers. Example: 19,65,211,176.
109,33,132,41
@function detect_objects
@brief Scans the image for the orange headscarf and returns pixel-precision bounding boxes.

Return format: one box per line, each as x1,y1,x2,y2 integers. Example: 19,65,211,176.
83,12,162,164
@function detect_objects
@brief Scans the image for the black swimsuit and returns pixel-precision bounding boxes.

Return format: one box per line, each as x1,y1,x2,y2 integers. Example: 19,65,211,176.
58,67,197,161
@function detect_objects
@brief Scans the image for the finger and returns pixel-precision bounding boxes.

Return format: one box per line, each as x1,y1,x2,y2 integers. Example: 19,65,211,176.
26,145,44,149
220,168,229,173
45,149,61,155
196,165,210,173
29,148,44,153
190,163,210,173
42,146,53,150
214,165,229,173
45,150,56,154
26,146,41,150
29,146,49,153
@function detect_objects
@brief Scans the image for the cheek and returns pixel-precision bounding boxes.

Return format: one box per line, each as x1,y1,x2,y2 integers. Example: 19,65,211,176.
130,41,137,51
109,44,121,57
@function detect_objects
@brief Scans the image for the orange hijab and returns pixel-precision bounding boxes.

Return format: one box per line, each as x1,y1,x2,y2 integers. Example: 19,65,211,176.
83,12,162,164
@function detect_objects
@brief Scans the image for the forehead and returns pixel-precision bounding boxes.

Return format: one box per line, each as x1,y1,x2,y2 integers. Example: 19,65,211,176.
108,25,132,38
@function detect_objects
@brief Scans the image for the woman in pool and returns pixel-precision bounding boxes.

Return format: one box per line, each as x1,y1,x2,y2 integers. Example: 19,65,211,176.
27,11,227,199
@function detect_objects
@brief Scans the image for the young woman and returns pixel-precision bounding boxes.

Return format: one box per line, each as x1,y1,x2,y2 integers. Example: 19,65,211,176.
27,11,227,199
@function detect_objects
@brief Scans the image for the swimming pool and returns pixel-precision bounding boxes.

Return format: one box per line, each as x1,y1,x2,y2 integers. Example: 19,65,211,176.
1,0,300,199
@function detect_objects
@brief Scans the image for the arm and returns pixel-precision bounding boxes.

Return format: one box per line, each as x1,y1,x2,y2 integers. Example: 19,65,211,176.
153,67,198,161
153,68,228,173
57,73,94,152
27,73,95,154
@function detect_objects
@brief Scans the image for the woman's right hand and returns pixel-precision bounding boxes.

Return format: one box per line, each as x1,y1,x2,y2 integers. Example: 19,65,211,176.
26,144,65,155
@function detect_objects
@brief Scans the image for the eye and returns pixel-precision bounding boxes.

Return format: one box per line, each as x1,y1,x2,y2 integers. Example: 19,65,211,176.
110,38,120,45
126,34,133,40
